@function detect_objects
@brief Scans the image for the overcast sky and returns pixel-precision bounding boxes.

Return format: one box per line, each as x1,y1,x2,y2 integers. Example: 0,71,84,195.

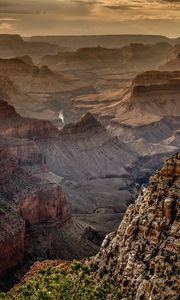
0,0,180,37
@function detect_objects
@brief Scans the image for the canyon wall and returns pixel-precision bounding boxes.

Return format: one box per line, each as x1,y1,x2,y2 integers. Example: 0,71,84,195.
0,100,98,280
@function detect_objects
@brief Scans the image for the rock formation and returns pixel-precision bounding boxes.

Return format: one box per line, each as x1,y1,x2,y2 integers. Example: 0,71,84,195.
0,100,60,139
93,153,180,299
109,70,180,127
0,200,25,278
160,44,180,71
0,58,70,93
60,112,102,135
0,100,99,281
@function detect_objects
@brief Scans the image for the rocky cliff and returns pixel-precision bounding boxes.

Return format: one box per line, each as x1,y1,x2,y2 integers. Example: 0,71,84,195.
0,200,25,278
93,153,180,299
0,100,60,139
160,44,180,71
110,70,180,126
60,112,102,135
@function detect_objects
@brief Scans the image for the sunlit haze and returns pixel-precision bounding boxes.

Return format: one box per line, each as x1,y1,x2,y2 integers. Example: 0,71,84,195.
0,0,180,37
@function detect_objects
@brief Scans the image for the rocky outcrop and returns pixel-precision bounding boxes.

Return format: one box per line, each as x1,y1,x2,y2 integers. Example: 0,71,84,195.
17,185,70,226
60,112,102,135
118,42,171,71
0,200,25,277
160,55,180,71
160,44,180,71
0,58,33,75
131,71,180,102
0,138,44,166
110,70,180,126
17,55,34,65
0,58,67,93
0,76,21,104
93,153,180,299
0,100,60,139
0,99,20,119
132,70,180,89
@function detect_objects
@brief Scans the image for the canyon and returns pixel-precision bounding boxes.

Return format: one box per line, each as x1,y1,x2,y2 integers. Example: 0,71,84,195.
0,97,178,288
0,34,179,295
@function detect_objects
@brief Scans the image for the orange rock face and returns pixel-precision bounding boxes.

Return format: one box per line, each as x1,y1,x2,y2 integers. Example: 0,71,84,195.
132,70,180,97
17,186,70,226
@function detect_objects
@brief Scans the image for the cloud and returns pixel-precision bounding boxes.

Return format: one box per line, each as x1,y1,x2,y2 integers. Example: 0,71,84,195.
73,0,103,5
0,0,179,36
104,4,142,10
0,17,17,21
0,21,17,33
0,0,179,15
161,0,180,2
0,22,11,29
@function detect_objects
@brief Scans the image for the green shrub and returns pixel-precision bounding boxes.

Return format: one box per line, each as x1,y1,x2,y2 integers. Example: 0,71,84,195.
4,263,122,300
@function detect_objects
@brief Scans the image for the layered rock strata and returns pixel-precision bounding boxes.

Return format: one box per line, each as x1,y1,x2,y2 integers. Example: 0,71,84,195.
0,100,98,280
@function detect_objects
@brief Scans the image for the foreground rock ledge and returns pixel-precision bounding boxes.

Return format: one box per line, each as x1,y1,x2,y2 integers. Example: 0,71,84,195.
94,152,180,299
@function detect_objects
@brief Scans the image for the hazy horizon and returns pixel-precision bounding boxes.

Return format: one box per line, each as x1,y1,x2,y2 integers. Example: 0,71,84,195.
0,0,180,37
1,33,178,38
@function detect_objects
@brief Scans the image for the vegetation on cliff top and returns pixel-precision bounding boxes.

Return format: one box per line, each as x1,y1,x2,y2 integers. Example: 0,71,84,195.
0,261,121,300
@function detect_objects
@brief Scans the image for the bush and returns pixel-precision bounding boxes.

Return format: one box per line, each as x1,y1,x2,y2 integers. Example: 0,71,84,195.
5,263,121,300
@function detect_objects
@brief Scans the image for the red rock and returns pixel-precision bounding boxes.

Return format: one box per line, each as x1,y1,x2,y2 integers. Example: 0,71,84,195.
0,201,25,277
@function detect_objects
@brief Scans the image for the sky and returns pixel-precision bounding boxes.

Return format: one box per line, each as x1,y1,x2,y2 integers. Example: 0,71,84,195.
0,0,180,37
